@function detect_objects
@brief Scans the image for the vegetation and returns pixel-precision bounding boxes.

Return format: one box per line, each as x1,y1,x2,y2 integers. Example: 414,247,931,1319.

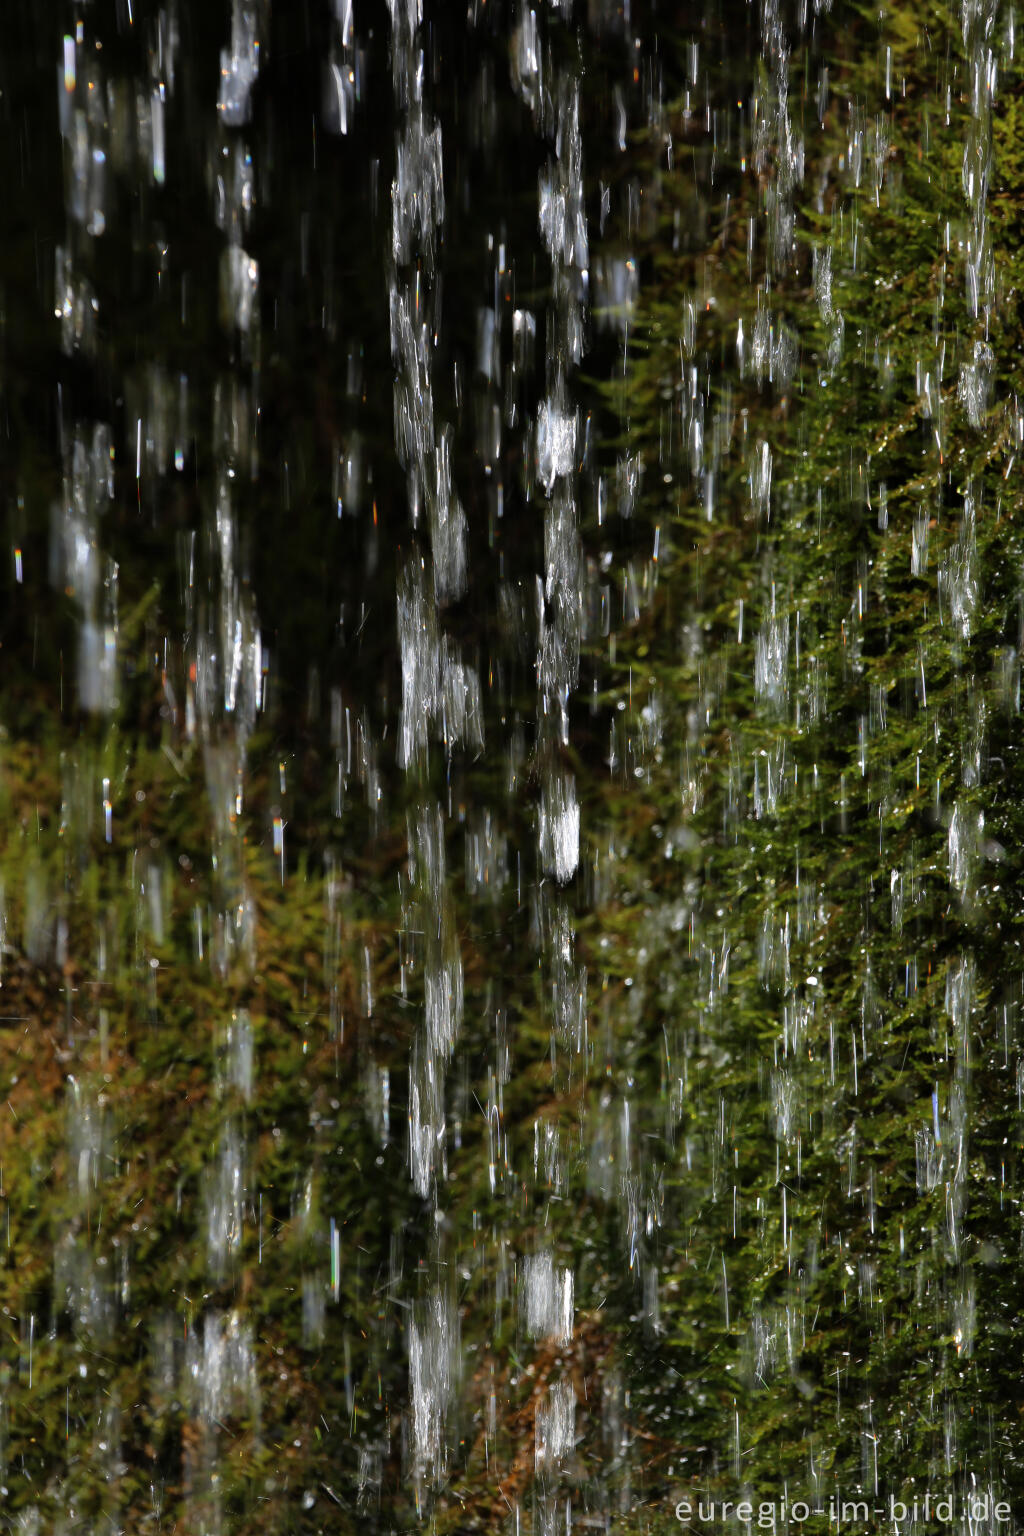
0,0,1023,1531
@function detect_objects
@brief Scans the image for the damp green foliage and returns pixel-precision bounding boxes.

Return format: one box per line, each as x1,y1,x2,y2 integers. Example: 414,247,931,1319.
562,0,1024,1517
4,0,1024,1531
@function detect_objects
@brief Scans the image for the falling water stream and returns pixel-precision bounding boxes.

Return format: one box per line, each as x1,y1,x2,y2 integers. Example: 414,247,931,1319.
0,0,1023,1530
